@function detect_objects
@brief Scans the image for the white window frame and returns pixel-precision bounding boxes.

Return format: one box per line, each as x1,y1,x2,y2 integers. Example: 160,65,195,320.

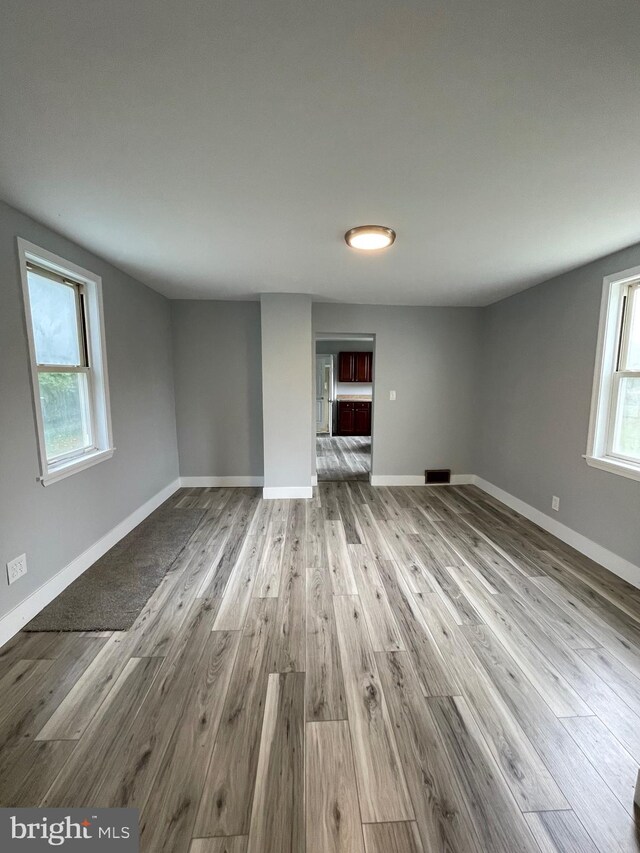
585,264,640,482
17,238,114,486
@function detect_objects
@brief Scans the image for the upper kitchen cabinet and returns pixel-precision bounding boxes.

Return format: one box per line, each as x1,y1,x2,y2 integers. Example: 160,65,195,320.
355,352,372,382
338,351,373,383
338,352,356,382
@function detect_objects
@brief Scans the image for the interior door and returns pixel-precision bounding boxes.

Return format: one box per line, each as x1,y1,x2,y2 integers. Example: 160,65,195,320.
316,355,333,434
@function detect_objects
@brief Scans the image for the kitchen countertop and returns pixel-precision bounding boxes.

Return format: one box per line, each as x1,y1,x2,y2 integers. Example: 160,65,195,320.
335,395,372,401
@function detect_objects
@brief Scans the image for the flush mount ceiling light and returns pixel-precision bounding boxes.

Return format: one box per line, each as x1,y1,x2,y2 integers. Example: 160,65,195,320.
345,225,396,251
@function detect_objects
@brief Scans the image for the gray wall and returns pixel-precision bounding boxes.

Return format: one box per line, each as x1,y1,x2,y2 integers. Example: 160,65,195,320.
0,200,179,621
313,303,482,477
262,294,313,489
171,304,481,483
315,340,374,355
171,300,263,478
477,242,640,568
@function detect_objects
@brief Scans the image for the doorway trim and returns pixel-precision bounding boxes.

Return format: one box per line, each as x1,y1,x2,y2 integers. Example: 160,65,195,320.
313,332,376,483
315,354,333,436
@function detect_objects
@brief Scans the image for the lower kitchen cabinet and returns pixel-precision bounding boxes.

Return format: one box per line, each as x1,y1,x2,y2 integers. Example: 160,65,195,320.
337,400,371,436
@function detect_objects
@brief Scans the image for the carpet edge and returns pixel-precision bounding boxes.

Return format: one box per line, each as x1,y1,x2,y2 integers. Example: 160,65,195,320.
0,478,181,646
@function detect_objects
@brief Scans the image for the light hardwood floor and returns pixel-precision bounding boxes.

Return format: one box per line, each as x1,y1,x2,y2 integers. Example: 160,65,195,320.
316,436,370,481
1,483,640,852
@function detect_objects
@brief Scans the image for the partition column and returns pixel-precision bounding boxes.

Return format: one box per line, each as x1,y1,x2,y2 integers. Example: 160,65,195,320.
260,293,313,499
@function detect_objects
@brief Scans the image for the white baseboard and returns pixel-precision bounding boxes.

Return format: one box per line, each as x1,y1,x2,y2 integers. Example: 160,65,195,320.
474,476,640,589
263,486,314,499
0,478,181,648
369,474,475,486
180,475,264,487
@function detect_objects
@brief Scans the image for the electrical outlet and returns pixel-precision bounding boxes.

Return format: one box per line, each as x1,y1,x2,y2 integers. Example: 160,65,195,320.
7,553,27,585
551,496,560,512
389,390,396,401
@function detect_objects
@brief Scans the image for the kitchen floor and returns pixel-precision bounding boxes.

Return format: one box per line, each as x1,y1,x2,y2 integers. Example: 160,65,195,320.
316,435,370,481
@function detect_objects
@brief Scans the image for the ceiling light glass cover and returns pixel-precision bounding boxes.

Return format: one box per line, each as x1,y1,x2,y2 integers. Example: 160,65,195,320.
345,225,396,251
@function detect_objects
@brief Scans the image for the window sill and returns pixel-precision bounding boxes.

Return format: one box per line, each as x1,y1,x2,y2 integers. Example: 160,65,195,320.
39,448,115,486
584,454,640,483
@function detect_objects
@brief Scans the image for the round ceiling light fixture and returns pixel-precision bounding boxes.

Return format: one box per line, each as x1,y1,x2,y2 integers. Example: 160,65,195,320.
344,225,396,251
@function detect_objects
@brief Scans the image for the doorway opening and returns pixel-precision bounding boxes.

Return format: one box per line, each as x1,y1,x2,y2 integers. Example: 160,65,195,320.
315,334,374,482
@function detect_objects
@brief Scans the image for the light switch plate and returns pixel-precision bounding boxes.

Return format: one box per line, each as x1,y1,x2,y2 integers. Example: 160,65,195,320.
389,390,396,401
7,553,27,585
551,496,560,512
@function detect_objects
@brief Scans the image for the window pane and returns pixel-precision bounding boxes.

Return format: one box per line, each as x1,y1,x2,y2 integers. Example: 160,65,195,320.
626,287,640,370
612,377,640,460
38,372,92,461
28,270,82,365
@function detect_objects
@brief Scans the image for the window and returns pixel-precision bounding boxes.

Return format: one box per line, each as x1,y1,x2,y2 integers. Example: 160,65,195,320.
18,239,113,485
586,265,640,481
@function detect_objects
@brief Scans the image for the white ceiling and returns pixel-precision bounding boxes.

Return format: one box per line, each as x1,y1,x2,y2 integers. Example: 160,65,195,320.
1,1,640,306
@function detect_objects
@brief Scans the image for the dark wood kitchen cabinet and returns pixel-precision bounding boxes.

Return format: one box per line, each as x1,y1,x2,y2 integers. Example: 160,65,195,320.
338,352,356,382
337,400,371,435
355,352,373,382
337,401,355,434
338,351,373,383
353,402,371,435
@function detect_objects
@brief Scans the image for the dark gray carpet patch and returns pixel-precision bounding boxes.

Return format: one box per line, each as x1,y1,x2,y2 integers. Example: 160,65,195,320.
25,499,205,632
